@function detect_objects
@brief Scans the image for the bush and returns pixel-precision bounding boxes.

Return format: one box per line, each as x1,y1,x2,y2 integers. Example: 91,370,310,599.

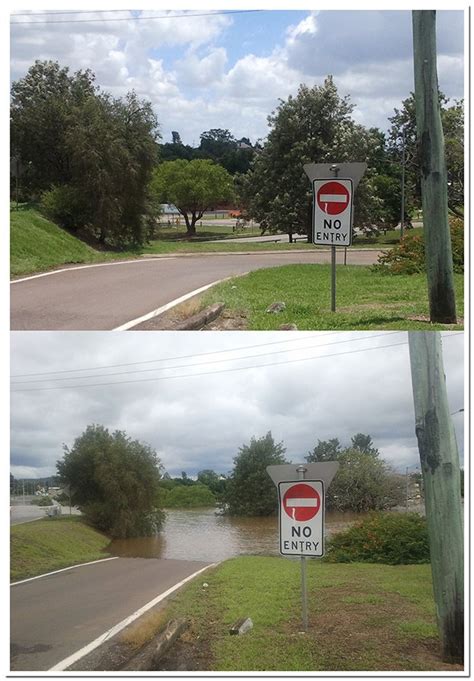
30,495,53,507
160,484,216,508
40,185,89,231
325,512,430,565
373,218,464,274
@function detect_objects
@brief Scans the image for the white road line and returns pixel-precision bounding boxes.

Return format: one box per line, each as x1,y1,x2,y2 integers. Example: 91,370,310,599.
10,557,119,586
48,563,216,672
10,258,176,284
113,275,239,331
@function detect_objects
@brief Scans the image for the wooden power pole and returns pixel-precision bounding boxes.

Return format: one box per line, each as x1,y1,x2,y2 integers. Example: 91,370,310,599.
408,332,463,663
412,11,457,324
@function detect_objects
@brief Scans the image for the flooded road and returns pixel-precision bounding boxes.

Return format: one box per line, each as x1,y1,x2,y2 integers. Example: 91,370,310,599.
108,508,364,562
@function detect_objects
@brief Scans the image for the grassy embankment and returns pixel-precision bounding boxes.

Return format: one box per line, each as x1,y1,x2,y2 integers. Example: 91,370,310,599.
11,205,406,277
10,206,140,277
200,264,464,331
10,516,111,582
123,555,459,673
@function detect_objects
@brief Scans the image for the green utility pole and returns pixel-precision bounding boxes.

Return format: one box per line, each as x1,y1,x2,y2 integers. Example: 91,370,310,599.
408,332,463,663
412,11,457,324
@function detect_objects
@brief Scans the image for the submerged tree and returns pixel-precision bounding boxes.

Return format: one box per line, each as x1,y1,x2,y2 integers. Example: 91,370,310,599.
222,432,288,516
57,424,165,538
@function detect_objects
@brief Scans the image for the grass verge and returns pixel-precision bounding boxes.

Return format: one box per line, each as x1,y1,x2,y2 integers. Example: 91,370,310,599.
10,206,139,277
10,516,111,582
153,556,459,672
200,264,464,330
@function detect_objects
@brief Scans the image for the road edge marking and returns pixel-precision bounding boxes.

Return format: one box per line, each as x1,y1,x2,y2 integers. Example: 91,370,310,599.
112,277,239,331
48,562,217,672
10,556,119,586
10,258,176,284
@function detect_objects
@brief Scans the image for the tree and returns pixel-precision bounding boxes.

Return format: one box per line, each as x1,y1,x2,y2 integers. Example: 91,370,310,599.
197,469,227,496
171,130,182,145
307,438,342,462
327,448,404,512
238,78,390,240
387,93,464,218
306,434,402,511
12,61,160,247
150,159,234,236
10,60,96,196
56,424,165,538
350,433,379,456
222,432,288,516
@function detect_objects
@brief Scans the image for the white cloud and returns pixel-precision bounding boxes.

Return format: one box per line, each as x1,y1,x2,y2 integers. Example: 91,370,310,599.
174,48,227,87
9,9,464,144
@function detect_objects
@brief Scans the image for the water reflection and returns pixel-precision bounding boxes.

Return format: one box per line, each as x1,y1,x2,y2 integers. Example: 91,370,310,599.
108,508,365,562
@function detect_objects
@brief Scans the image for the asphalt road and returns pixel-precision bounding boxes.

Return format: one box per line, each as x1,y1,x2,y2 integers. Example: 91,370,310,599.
10,504,45,525
11,250,381,331
10,556,211,671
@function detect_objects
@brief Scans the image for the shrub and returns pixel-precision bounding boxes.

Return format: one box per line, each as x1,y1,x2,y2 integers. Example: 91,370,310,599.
373,218,464,275
325,512,430,565
30,495,53,507
161,484,216,508
40,185,89,231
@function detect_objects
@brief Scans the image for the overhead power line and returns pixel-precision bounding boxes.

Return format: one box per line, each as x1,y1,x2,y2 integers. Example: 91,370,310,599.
11,338,414,393
11,332,339,378
11,333,402,385
10,9,263,25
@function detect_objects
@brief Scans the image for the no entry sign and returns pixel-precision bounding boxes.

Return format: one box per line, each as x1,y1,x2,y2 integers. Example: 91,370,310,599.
278,480,324,557
312,178,353,246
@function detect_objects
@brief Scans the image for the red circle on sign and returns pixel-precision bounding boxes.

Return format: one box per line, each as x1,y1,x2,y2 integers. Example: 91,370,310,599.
283,483,321,522
317,181,349,215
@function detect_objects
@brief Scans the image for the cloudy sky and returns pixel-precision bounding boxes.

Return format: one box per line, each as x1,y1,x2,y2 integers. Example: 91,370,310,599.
9,8,464,145
10,331,464,479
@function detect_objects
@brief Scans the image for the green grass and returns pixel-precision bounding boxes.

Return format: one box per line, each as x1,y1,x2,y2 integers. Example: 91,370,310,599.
10,516,111,581
159,556,455,672
10,206,139,277
200,264,464,330
10,205,398,277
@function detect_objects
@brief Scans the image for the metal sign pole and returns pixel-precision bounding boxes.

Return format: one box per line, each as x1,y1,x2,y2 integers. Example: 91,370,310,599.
330,165,339,313
296,464,308,631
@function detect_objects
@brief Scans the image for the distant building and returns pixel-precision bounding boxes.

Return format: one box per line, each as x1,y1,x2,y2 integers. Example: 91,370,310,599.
159,203,180,216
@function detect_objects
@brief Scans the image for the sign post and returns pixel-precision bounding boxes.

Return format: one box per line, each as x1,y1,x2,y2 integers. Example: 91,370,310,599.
267,461,339,632
304,162,366,313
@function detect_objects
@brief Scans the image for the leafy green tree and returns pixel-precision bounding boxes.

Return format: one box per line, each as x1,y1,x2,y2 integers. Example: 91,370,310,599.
150,159,234,235
12,61,159,247
387,93,464,218
197,469,227,496
351,433,379,456
307,438,342,462
222,432,288,516
57,424,165,538
238,78,390,240
307,434,401,511
327,449,403,512
10,60,96,196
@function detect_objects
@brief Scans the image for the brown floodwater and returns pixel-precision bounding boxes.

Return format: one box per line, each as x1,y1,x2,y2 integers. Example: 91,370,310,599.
108,508,366,562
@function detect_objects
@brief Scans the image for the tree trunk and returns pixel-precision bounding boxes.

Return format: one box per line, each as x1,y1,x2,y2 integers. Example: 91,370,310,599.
412,11,457,323
408,331,463,663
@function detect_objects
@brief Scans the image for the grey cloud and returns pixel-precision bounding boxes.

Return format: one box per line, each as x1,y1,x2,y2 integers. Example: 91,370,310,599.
10,332,464,479
286,11,463,77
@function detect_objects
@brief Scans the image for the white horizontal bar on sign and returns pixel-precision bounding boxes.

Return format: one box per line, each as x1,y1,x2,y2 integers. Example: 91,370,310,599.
319,194,348,202
286,498,318,507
